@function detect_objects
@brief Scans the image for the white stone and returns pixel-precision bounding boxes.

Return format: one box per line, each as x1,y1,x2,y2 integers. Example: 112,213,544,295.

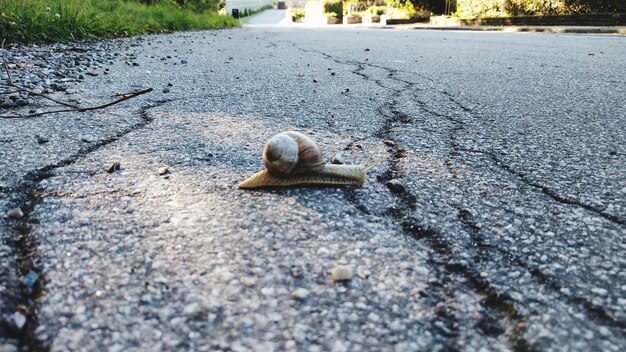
11,312,26,330
6,208,23,219
0,344,18,352
291,288,310,300
331,265,353,282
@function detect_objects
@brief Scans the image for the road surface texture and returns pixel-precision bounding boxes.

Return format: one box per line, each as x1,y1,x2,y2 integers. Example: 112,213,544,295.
1,23,625,352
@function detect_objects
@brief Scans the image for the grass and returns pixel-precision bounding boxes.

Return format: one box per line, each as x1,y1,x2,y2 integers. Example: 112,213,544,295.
0,0,239,43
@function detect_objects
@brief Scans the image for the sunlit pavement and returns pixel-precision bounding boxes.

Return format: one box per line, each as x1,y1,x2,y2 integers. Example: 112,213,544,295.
244,9,294,26
1,18,625,351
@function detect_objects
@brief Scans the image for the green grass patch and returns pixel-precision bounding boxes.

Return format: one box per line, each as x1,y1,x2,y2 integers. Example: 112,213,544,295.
0,0,239,43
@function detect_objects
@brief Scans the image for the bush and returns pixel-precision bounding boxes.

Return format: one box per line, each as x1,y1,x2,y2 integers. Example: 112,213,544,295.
385,0,418,17
323,0,343,17
367,6,387,15
455,0,625,17
385,0,442,16
288,7,305,21
239,4,273,18
564,0,625,13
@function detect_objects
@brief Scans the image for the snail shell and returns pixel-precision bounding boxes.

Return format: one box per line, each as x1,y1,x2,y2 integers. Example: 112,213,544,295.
239,131,373,188
263,131,324,177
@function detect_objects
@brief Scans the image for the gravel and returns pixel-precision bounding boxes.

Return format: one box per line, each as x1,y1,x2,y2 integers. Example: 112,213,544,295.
1,42,113,108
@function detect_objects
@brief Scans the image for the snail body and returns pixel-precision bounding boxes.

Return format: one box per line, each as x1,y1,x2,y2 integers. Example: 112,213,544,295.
238,131,373,188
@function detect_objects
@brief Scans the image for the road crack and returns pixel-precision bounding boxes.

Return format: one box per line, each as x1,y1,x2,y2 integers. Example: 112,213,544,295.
417,87,626,332
288,43,537,349
376,71,533,350
2,100,168,350
284,42,624,346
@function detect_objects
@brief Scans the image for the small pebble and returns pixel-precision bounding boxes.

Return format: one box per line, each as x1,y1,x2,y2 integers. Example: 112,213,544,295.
22,271,39,289
387,179,405,193
331,265,354,282
384,139,396,146
291,288,310,300
0,343,18,352
332,153,345,165
6,208,24,219
107,162,121,173
158,166,170,176
394,149,408,158
11,312,27,331
312,78,319,83
35,135,49,144
162,88,171,93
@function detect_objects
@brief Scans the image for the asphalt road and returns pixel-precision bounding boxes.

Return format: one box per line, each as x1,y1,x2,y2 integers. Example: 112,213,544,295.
1,24,625,351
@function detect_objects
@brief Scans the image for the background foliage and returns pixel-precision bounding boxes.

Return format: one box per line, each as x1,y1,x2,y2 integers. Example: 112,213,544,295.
454,0,625,17
380,0,624,17
324,0,344,17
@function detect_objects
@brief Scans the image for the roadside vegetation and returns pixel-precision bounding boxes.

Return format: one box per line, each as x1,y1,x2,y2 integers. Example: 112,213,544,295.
0,0,239,43
237,4,275,23
239,5,274,19
400,0,625,17
288,8,306,22
454,0,625,17
289,0,625,21
289,0,433,22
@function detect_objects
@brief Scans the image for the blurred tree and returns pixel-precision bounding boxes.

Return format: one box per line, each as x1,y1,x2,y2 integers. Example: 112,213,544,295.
386,0,455,15
455,0,624,17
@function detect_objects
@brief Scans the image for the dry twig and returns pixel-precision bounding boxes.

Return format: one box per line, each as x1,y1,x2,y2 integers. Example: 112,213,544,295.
0,88,153,118
1,38,153,119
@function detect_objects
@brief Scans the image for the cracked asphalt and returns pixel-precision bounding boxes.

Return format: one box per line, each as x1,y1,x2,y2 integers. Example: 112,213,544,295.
1,25,625,351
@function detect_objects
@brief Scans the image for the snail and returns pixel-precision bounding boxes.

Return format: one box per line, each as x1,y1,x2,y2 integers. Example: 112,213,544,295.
238,131,381,188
